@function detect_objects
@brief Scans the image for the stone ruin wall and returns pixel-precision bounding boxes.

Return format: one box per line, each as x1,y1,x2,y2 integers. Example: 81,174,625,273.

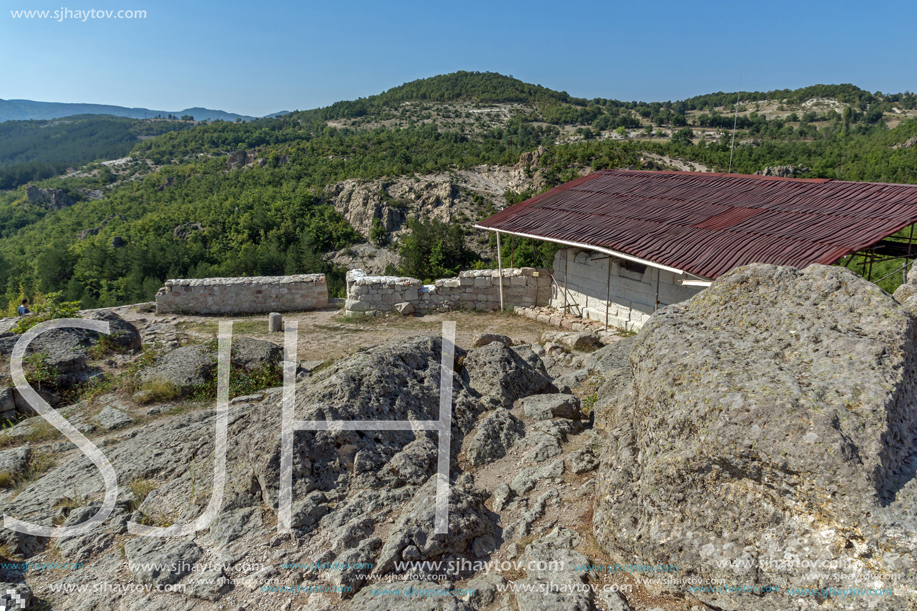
344,268,552,316
155,274,328,315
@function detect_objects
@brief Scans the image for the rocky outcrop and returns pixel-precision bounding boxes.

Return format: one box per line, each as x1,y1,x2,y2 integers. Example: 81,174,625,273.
0,311,141,395
226,151,247,168
327,243,402,275
24,185,74,209
465,409,525,466
77,214,125,241
462,342,555,407
172,222,204,240
754,165,810,177
892,264,917,312
593,263,917,610
138,336,281,396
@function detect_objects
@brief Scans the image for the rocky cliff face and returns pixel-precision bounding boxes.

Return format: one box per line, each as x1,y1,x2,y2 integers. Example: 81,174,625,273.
24,185,74,210
593,263,917,610
322,151,550,247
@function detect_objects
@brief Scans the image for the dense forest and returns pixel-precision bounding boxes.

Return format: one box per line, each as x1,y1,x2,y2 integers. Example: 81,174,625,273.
1,72,916,310
0,115,193,190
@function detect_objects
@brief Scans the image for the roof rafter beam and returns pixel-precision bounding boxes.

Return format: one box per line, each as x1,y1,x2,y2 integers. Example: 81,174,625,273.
473,225,689,276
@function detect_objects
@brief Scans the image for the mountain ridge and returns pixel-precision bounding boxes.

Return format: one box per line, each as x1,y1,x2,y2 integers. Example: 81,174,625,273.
0,98,256,123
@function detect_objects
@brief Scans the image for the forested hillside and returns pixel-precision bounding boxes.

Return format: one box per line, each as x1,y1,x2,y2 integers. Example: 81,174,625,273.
1,71,916,310
0,115,194,190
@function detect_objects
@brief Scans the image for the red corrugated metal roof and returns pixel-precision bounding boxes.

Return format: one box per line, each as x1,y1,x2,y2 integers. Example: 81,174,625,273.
476,170,917,279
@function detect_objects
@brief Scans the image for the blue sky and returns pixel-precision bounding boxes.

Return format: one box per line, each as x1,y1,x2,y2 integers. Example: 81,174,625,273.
2,0,915,116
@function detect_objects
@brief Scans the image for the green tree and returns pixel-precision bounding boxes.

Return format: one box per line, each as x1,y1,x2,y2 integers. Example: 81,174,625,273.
671,127,695,145
398,218,475,282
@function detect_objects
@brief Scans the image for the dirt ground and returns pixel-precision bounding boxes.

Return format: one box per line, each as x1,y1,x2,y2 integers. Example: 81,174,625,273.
116,302,554,365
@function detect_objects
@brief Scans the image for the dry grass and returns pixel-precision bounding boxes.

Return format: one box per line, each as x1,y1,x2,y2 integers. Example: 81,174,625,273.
177,318,268,336
0,417,62,449
128,478,159,512
134,380,182,404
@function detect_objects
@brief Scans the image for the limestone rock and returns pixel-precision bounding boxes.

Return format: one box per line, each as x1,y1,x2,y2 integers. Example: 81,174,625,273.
268,312,282,333
463,342,556,407
552,368,588,393
594,263,917,611
464,572,506,607
519,393,581,420
511,459,564,495
24,184,74,209
0,311,140,391
754,165,810,177
0,388,15,419
510,344,548,375
491,483,513,512
0,446,31,481
567,446,598,474
374,476,494,575
515,527,592,611
184,568,232,601
226,150,247,167
348,580,474,611
125,538,203,585
94,405,133,430
290,490,330,531
139,344,215,396
541,330,600,351
472,333,512,348
394,301,415,315
466,410,524,466
231,336,282,370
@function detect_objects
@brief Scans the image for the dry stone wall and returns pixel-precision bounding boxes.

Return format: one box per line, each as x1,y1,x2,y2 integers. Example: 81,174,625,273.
345,268,551,316
552,248,704,331
155,274,328,315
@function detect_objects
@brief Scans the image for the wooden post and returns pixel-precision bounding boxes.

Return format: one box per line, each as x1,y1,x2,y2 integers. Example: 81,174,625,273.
563,249,570,312
496,232,505,311
605,257,612,330
654,267,660,312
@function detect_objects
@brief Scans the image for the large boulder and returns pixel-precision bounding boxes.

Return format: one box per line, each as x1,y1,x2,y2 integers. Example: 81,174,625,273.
0,446,31,482
466,409,525,466
138,336,282,396
231,336,282,371
593,264,917,611
0,311,141,390
463,342,556,406
139,344,215,396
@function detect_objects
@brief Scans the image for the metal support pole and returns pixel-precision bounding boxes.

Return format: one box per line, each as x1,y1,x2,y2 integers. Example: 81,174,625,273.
496,232,505,311
605,257,612,330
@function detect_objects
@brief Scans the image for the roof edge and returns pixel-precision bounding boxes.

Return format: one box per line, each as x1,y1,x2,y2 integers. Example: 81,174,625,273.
473,224,692,276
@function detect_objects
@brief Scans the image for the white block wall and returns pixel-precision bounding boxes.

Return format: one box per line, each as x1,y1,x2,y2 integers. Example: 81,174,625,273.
551,248,704,331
